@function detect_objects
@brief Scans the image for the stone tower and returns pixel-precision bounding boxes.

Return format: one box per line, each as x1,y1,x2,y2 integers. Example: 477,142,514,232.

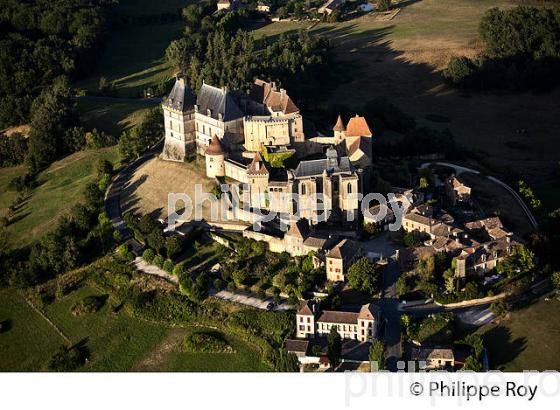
162,76,196,161
205,135,226,178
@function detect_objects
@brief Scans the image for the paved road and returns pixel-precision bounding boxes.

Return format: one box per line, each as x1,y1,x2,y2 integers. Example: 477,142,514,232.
378,261,402,371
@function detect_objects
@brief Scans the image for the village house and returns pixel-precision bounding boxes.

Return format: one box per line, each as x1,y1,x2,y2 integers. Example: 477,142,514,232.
296,300,380,342
325,238,362,282
454,236,517,279
256,2,271,13
411,347,455,371
446,175,471,206
319,0,346,15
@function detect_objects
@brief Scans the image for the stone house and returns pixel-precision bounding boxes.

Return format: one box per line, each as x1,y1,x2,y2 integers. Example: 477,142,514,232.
296,301,379,342
446,175,471,206
325,238,362,282
411,347,455,370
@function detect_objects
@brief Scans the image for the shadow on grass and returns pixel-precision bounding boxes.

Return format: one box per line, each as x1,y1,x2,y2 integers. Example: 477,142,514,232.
481,325,527,370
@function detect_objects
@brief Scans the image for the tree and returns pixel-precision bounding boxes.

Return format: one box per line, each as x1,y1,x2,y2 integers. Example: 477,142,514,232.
490,299,510,318
368,339,385,371
347,257,380,295
26,76,78,171
327,326,342,369
496,245,536,278
552,271,560,290
165,236,182,259
377,0,392,12
444,56,476,86
274,349,300,372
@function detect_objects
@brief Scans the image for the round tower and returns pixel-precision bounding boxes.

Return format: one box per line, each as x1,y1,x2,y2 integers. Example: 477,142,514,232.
205,135,225,178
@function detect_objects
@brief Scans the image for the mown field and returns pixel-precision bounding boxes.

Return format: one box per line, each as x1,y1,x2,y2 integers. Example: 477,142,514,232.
0,286,269,371
0,147,119,248
477,295,560,371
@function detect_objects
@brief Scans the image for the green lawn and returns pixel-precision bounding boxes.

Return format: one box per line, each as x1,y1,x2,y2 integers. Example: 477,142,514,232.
43,286,170,371
0,286,270,371
162,327,272,372
0,290,63,371
0,147,119,248
77,98,155,136
478,295,560,371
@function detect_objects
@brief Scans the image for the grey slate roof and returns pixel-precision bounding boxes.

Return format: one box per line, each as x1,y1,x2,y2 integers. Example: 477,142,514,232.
196,83,244,122
294,157,353,178
163,77,195,112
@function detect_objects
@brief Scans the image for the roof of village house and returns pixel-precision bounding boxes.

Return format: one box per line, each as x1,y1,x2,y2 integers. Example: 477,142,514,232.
333,114,346,132
411,347,455,362
303,235,329,249
365,203,394,223
285,339,309,354
196,83,244,121
298,301,314,316
465,217,503,231
164,77,195,112
431,223,463,238
347,135,371,159
345,115,372,137
358,303,378,320
205,135,225,156
246,152,269,175
250,79,299,114
317,310,360,324
404,212,435,227
286,219,310,239
325,238,361,261
458,237,516,263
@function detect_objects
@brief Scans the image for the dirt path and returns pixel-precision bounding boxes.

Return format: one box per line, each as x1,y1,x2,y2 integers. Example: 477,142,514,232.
132,327,185,371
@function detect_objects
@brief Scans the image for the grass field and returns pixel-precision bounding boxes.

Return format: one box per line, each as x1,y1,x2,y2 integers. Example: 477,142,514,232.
253,0,560,208
0,285,270,371
77,98,156,136
77,0,189,97
0,147,119,248
477,295,560,371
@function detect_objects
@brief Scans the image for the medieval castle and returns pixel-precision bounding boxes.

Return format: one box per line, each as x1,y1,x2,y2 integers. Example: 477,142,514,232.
161,77,374,222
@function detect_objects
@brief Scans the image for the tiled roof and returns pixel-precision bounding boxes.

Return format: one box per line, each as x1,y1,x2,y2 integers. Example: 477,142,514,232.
293,155,353,178
285,339,309,353
298,301,314,316
325,238,361,261
333,114,346,132
196,83,244,121
303,235,328,249
345,115,372,137
317,310,359,324
205,135,225,155
250,79,299,114
163,77,195,112
411,347,454,361
358,303,378,320
246,152,269,175
286,219,310,239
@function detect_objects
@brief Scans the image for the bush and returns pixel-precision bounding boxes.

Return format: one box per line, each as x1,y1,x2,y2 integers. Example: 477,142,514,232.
163,259,174,273
47,345,86,372
71,295,105,316
213,278,224,290
152,255,164,268
227,281,236,291
142,248,156,264
117,243,130,258
444,56,476,86
183,330,234,353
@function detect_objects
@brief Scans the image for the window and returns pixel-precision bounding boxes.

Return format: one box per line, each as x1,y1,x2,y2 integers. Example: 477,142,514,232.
299,325,305,331
299,317,303,323
347,182,352,194
307,317,310,323
301,184,306,195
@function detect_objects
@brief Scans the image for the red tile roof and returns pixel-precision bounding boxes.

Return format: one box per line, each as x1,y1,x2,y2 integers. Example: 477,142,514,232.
345,115,372,137
205,135,225,156
333,114,346,132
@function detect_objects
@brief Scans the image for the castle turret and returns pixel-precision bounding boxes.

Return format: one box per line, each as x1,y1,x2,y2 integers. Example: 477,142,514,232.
333,114,346,142
205,135,226,178
247,152,269,209
162,76,196,161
